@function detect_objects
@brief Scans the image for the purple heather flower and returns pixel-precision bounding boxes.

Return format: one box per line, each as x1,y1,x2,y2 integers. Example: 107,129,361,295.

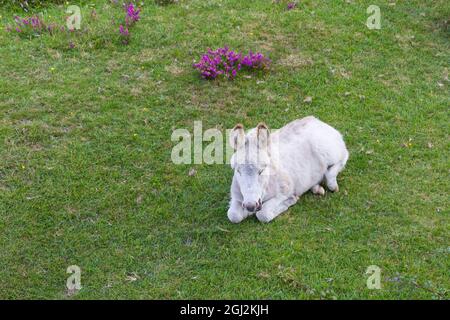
287,2,297,10
124,2,141,25
193,47,269,80
119,25,129,36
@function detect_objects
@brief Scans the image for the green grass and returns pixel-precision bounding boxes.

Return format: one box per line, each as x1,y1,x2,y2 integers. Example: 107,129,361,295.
0,0,448,299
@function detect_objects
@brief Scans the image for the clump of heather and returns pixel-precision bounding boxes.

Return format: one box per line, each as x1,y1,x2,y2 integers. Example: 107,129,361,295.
193,47,271,80
8,15,65,37
241,50,271,70
193,47,242,79
13,15,44,34
124,2,141,26
119,2,141,45
287,2,297,10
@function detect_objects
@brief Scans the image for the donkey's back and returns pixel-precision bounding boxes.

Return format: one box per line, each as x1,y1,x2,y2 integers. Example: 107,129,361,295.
272,116,348,195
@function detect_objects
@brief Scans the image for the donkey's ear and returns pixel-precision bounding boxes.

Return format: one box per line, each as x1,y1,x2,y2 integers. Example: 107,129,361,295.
257,122,270,149
230,124,245,150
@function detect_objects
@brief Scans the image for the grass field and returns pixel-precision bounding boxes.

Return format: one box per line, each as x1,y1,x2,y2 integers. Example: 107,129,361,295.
0,0,448,299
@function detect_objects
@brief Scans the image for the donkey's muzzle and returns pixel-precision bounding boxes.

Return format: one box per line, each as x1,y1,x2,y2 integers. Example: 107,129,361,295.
243,199,262,213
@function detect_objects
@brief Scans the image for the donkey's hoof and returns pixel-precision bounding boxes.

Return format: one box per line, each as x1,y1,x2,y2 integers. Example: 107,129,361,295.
330,185,339,193
311,185,325,196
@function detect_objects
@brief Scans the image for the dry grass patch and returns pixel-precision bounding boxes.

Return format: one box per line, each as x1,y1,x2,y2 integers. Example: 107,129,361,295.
277,52,314,69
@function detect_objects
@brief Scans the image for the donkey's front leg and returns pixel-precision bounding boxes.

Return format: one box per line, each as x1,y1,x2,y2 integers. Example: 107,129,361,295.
256,195,298,223
227,198,249,223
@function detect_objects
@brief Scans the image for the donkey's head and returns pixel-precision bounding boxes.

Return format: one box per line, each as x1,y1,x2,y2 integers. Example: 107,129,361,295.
230,123,272,213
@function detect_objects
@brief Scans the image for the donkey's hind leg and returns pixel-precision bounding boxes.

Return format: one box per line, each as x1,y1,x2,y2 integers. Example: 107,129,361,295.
325,161,345,192
325,150,348,192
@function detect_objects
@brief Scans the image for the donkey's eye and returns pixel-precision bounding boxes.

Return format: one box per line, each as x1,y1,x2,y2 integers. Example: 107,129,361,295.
258,168,265,175
237,168,241,175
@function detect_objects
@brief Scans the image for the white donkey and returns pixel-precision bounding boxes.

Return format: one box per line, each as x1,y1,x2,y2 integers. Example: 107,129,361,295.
227,116,349,223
